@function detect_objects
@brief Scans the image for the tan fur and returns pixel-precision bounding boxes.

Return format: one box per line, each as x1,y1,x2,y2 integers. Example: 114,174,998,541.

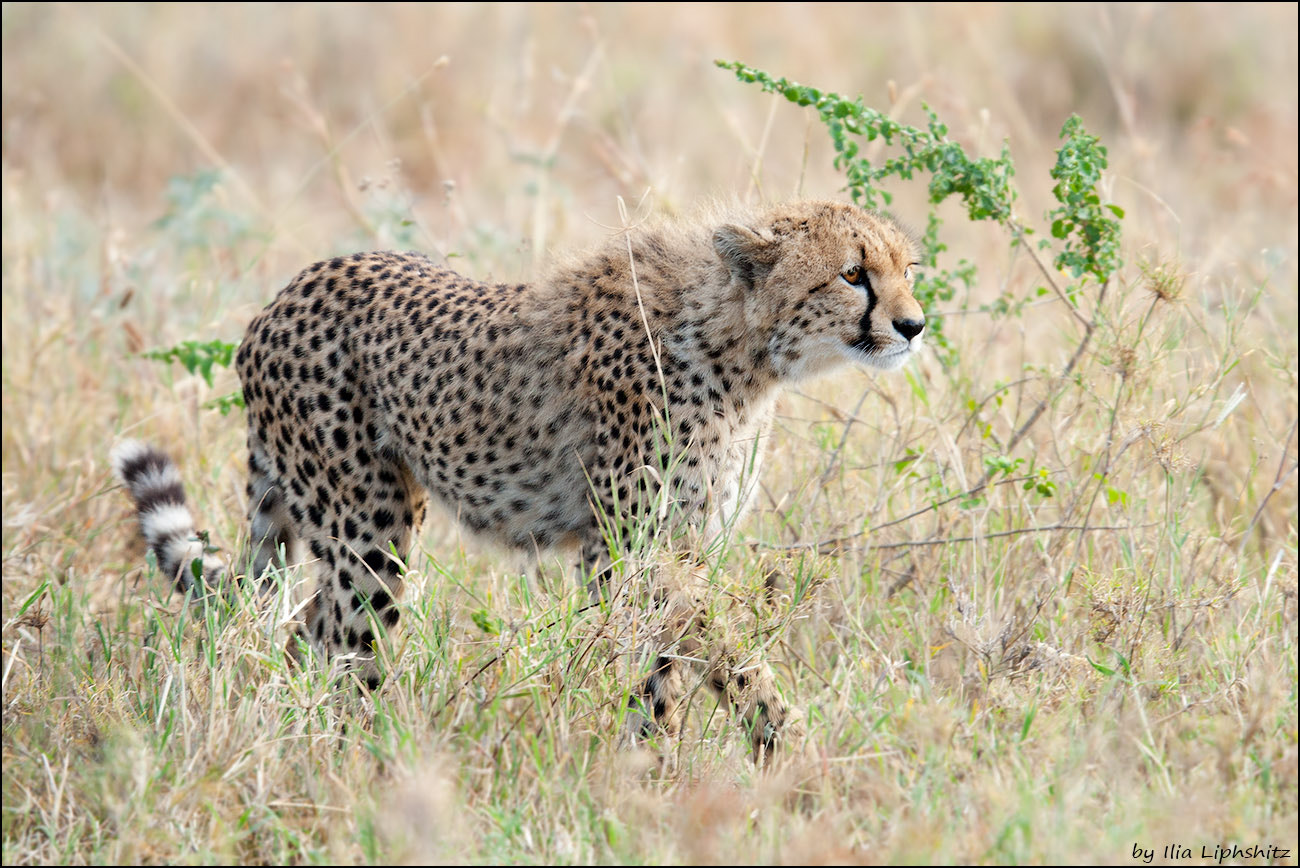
119,199,924,761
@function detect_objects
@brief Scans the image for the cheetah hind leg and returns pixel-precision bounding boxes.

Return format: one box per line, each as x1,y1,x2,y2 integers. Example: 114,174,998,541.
240,446,314,672
289,456,427,692
240,446,299,591
286,538,411,691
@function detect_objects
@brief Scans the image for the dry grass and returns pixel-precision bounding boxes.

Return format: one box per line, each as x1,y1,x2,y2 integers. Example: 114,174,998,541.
2,3,1297,864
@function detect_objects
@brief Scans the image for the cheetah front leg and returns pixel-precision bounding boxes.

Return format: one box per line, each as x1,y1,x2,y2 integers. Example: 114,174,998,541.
622,574,706,758
623,562,803,766
579,535,618,601
707,655,805,766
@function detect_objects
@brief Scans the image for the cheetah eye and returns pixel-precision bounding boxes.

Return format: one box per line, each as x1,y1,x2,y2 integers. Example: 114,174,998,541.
841,266,867,287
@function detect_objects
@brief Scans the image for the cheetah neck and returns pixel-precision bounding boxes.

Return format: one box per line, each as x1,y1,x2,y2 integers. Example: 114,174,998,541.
668,275,787,411
534,226,788,415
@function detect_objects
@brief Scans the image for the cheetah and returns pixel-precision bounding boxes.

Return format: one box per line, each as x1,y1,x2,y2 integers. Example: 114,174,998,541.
112,199,924,762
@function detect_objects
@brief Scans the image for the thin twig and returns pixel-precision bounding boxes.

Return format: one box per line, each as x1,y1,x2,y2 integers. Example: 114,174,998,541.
81,15,289,248
804,386,873,517
1010,223,1092,329
990,277,1110,477
531,45,604,266
761,523,1153,554
749,472,1049,551
1237,416,1299,560
778,637,836,692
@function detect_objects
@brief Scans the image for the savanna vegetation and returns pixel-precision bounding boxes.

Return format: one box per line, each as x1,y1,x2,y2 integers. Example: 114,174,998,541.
2,4,1296,864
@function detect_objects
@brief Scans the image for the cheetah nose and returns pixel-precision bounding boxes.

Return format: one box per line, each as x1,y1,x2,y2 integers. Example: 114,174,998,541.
893,317,925,341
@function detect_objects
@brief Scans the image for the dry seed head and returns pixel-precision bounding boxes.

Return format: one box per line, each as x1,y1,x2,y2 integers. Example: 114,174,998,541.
1140,258,1186,302
1139,420,1194,473
1114,345,1139,378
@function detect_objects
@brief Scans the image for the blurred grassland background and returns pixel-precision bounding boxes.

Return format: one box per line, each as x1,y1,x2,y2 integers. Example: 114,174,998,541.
2,3,1297,864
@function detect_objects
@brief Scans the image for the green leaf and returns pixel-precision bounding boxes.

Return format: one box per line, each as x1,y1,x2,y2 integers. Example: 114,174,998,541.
1087,658,1116,676
1019,703,1038,742
471,609,501,635
144,338,241,393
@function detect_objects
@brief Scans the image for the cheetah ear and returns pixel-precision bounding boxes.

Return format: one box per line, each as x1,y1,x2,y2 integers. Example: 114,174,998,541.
713,224,777,290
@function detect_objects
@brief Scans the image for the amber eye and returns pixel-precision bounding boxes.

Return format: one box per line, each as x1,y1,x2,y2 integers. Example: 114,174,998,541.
842,265,865,286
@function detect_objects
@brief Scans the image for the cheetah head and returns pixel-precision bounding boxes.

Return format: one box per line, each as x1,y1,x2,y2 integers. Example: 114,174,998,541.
713,201,925,381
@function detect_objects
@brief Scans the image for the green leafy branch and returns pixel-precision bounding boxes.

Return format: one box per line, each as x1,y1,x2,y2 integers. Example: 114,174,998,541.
719,58,1130,504
717,61,1016,220
143,338,245,415
1047,116,1124,286
716,60,1125,349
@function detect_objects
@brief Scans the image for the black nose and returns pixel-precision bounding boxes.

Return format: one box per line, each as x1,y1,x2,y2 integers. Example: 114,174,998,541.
893,318,925,340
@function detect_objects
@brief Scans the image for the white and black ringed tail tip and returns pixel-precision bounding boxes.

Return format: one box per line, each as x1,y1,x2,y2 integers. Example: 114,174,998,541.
110,439,225,593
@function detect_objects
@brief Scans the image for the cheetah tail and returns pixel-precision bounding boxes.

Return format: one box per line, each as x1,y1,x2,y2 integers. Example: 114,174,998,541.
110,439,226,594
